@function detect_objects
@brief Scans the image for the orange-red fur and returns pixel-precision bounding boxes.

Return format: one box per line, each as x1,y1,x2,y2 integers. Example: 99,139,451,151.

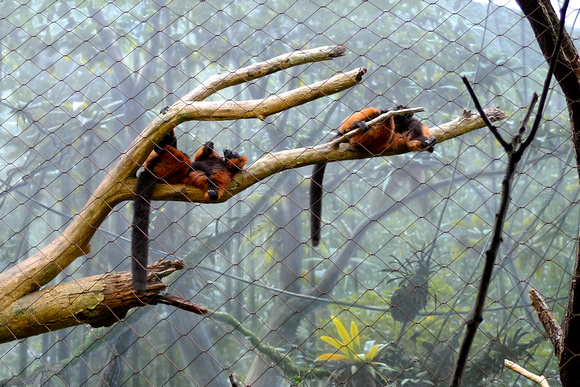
144,141,248,200
145,145,191,183
183,142,248,201
338,107,433,153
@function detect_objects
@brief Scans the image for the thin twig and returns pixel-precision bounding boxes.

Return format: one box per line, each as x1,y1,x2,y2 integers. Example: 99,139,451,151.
516,93,540,141
461,76,511,151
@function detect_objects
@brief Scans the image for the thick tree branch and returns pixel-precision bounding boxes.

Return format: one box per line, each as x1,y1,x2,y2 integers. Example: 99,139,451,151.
516,0,580,173
0,46,360,310
516,1,580,385
122,107,506,204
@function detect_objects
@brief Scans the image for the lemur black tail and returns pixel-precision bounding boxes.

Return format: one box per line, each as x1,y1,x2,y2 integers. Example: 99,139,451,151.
309,162,328,246
131,168,159,294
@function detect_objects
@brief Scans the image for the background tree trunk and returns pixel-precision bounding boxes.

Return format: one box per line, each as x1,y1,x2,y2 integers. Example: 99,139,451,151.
516,1,580,385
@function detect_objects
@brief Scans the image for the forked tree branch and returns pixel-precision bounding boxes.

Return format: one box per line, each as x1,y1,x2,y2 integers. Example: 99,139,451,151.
0,45,360,310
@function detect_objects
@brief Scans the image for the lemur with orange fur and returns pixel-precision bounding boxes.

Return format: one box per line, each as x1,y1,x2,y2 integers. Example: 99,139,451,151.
132,130,248,294
309,106,435,246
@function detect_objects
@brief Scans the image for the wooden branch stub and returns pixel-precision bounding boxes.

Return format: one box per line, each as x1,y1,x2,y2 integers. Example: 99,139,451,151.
505,359,551,387
0,259,185,344
529,288,564,356
152,293,208,315
432,106,506,142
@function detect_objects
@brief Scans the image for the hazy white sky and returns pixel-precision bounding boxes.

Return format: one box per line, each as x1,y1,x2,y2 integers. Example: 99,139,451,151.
475,0,580,25
479,0,578,8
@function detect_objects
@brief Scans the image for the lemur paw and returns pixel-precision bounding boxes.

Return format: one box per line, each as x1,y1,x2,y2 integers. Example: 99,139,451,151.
207,189,219,201
223,147,240,160
423,137,437,152
198,141,215,158
352,120,370,132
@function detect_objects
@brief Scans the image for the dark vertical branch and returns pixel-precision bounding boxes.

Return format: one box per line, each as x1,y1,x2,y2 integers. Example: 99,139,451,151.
451,2,568,386
560,237,580,385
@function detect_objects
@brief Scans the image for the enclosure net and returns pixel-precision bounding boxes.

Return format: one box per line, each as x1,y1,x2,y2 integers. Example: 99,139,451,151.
0,1,577,386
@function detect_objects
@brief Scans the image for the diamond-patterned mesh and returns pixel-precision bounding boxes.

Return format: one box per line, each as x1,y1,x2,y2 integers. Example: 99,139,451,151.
0,1,577,386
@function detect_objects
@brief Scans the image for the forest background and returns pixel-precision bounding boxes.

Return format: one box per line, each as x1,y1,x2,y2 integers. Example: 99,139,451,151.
0,0,577,386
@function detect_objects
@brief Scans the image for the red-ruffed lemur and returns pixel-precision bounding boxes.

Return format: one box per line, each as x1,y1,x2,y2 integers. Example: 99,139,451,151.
131,129,248,294
309,106,435,246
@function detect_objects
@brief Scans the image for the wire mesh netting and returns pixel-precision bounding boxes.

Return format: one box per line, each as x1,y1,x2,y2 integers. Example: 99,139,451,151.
0,1,578,386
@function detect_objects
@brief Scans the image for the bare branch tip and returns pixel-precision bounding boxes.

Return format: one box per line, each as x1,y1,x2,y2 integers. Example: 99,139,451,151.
330,45,347,57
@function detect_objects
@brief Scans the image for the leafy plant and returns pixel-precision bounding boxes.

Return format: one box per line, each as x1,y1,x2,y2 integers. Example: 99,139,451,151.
316,315,390,386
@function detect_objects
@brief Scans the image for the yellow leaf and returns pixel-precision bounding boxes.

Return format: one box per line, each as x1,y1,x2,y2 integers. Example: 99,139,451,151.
365,344,382,362
321,336,351,358
451,218,468,229
321,335,342,349
315,353,351,362
320,336,352,357
332,316,353,352
350,321,361,354
471,214,485,229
